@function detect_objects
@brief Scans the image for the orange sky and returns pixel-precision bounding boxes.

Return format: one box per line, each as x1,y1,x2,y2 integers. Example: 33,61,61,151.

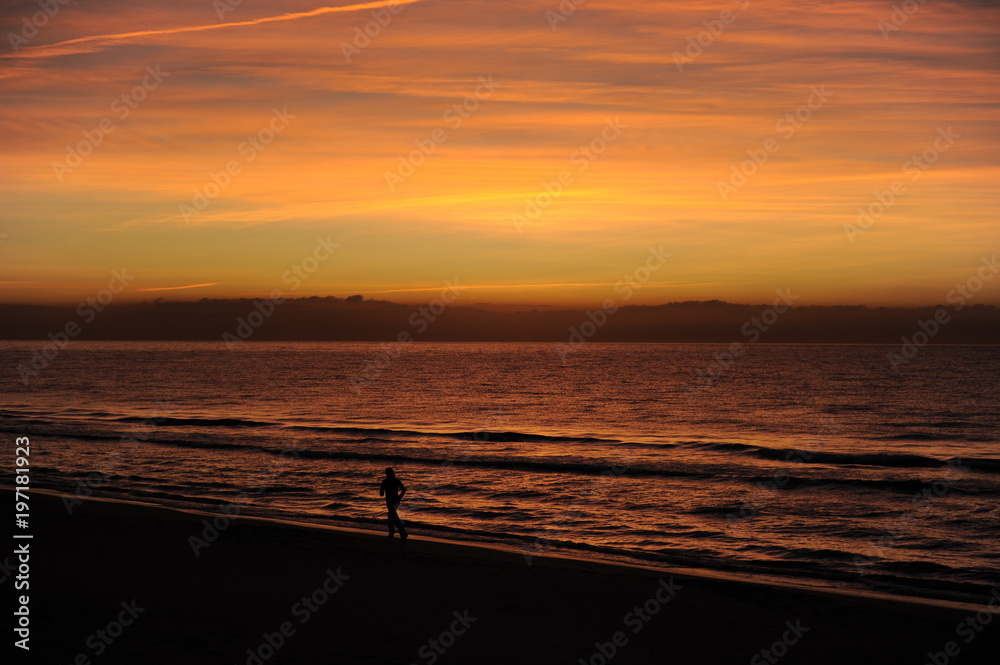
1,0,998,306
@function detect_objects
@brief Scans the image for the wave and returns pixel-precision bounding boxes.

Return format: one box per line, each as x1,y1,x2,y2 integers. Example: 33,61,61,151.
287,424,619,445
292,448,706,479
0,425,125,441
33,431,995,498
688,504,744,515
254,484,313,494
744,474,998,496
17,410,621,445
880,433,942,441
114,416,274,428
676,440,1000,473
6,409,995,478
886,421,977,429
681,441,757,452
961,458,1000,473
751,448,944,468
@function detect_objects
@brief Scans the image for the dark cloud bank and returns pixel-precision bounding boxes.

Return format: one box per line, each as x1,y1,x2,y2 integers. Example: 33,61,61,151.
0,297,997,343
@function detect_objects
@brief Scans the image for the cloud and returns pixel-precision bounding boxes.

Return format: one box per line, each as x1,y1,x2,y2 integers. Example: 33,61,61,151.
2,0,427,60
134,282,221,292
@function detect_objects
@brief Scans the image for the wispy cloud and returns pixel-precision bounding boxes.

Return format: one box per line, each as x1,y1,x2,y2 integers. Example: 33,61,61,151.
135,282,220,292
2,0,426,60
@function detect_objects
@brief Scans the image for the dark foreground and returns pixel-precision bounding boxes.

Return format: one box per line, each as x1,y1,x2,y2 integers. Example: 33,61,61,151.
11,489,999,664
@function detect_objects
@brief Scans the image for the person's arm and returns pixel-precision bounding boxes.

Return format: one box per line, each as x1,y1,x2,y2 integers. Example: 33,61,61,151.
397,480,406,501
379,480,385,497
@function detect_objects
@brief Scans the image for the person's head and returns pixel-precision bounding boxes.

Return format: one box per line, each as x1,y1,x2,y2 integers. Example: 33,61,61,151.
385,467,395,479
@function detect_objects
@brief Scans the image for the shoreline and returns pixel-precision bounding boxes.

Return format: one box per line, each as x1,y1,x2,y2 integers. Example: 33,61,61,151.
11,487,1000,664
16,483,1000,612
26,486,992,616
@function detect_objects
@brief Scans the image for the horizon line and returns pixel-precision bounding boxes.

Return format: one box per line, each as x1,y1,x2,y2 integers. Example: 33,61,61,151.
1,296,997,310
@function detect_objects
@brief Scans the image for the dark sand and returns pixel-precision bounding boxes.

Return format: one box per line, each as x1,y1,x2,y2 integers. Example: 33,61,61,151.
12,489,999,664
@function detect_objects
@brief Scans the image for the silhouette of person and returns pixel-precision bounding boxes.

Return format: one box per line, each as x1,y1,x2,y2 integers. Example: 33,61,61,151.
379,467,407,540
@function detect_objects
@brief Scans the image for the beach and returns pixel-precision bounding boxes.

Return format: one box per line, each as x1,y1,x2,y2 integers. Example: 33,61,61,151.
15,488,999,665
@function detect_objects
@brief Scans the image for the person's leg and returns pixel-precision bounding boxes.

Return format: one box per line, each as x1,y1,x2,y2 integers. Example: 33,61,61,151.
389,504,407,538
396,512,407,539
386,503,396,536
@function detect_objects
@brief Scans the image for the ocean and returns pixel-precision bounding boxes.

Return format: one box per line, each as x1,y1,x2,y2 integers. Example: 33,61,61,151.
2,341,998,605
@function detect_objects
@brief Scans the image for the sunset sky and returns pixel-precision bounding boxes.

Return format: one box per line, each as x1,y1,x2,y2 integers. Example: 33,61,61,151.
1,0,997,306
